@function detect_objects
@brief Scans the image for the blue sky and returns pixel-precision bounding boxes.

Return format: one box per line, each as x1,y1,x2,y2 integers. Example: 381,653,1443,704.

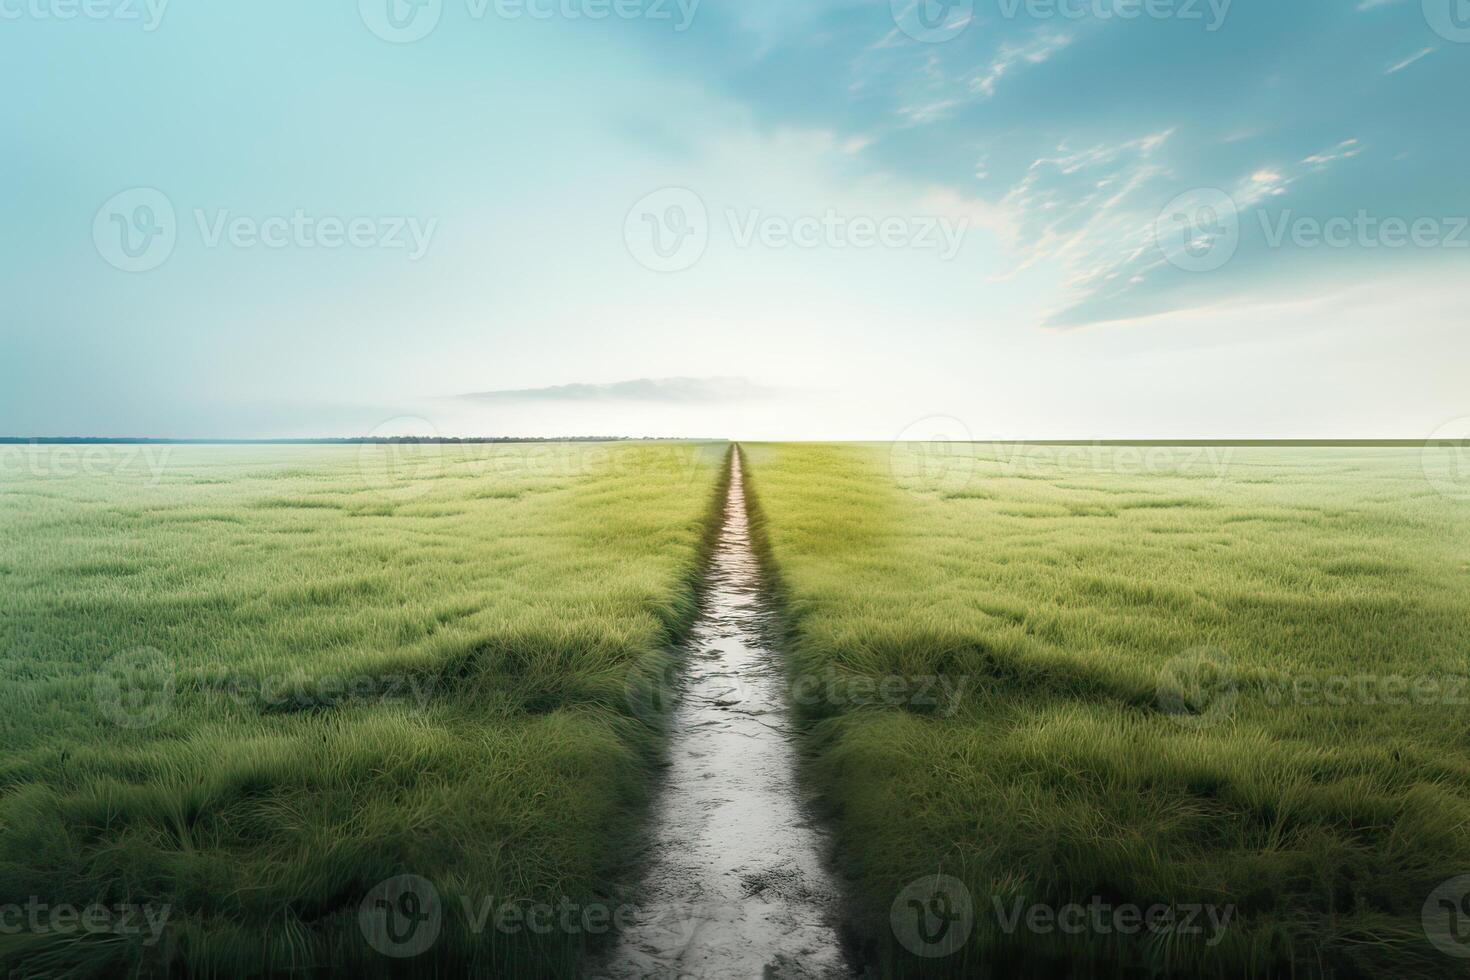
2,0,1466,439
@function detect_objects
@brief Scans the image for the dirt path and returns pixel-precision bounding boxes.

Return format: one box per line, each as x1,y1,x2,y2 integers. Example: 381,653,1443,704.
588,449,854,980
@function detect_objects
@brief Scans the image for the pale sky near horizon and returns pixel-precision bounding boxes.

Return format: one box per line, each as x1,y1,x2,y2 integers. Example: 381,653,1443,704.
2,0,1467,440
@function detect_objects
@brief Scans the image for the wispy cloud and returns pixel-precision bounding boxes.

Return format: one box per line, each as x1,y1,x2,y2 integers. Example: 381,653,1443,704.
970,33,1073,98
870,1,974,50
1385,47,1436,74
982,131,1368,327
897,98,965,126
456,377,777,404
1301,138,1364,170
889,29,1074,126
992,129,1176,288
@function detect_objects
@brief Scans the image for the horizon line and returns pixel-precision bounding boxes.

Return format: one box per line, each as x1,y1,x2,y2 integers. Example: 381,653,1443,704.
2,437,1465,448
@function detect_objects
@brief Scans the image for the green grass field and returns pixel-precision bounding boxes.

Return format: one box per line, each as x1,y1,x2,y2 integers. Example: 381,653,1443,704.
0,442,727,977
2,440,1467,977
740,442,1470,978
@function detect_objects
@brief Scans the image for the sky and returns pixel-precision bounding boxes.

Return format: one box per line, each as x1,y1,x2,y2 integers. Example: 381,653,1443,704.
2,0,1467,440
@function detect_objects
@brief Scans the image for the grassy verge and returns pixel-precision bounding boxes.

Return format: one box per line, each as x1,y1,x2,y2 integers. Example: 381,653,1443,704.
0,441,729,977
740,442,1470,979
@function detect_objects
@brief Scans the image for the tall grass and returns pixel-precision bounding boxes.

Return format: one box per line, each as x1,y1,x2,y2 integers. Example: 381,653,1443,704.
0,442,729,977
741,442,1470,979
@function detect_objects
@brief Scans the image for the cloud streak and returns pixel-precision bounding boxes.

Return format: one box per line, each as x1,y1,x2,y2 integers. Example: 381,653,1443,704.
982,132,1369,327
1385,47,1436,74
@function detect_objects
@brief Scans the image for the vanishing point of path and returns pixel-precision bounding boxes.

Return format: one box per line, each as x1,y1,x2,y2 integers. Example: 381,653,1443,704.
588,449,855,980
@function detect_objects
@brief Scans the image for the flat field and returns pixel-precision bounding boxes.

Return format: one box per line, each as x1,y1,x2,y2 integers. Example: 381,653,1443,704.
0,442,726,977
2,441,1466,978
740,442,1470,978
